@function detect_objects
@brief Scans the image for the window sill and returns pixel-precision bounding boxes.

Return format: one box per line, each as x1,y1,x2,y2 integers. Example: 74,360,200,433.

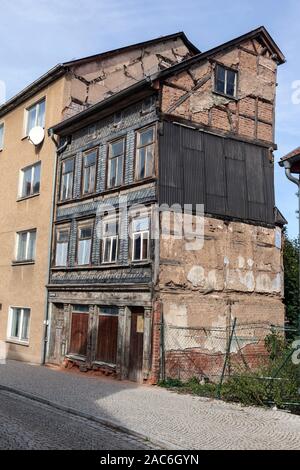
12,260,35,266
65,354,86,362
93,360,116,369
17,193,40,202
213,90,238,101
6,339,29,347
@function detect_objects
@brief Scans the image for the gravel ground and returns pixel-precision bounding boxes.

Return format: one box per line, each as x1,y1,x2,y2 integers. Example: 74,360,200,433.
0,389,153,450
0,360,300,450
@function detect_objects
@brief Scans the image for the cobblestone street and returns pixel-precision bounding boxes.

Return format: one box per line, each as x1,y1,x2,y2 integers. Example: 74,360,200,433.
0,389,153,450
0,361,300,450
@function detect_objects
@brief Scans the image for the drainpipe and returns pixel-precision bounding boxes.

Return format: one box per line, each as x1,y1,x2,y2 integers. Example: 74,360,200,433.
282,160,300,338
41,131,69,364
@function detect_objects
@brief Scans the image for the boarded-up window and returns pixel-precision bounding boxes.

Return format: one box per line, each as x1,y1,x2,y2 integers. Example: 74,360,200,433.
96,307,118,365
69,307,89,356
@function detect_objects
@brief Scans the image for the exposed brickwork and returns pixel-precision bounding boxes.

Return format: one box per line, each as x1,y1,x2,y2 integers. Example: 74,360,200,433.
160,39,277,144
149,301,162,384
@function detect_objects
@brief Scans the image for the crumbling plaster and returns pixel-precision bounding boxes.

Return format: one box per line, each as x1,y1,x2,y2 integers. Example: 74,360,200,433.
161,38,276,143
62,39,192,119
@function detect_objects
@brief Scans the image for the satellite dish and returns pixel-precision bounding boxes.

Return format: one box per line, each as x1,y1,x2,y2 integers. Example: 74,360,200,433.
28,126,45,146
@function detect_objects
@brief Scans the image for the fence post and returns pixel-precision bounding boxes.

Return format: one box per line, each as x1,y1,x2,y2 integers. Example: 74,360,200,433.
216,317,237,400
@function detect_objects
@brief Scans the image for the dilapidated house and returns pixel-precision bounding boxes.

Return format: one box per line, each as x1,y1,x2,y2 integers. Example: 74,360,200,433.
46,27,286,382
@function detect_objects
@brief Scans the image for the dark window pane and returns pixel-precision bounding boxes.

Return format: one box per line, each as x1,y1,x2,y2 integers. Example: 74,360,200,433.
33,163,41,194
111,237,117,261
104,238,111,262
85,151,96,167
142,233,149,259
139,128,154,146
226,70,236,96
133,234,141,260
138,148,146,179
216,65,226,94
111,140,124,157
22,168,32,197
63,159,74,173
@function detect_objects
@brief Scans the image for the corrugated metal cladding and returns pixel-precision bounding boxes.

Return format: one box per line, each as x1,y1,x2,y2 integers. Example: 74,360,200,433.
159,121,275,225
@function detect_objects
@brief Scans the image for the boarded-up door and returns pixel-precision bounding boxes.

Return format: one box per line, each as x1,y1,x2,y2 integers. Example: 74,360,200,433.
128,308,144,382
96,314,118,365
69,312,89,356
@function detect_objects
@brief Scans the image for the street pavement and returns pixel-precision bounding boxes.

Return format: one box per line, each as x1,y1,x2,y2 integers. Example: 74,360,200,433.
0,360,300,450
0,389,153,450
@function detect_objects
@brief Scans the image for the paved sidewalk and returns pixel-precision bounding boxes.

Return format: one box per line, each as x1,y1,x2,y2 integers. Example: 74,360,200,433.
1,360,300,450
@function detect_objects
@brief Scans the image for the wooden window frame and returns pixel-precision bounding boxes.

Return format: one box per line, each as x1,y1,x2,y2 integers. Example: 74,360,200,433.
75,219,94,266
134,125,155,181
59,157,75,202
102,216,119,265
214,63,238,99
81,148,98,196
130,213,150,262
54,224,71,267
106,136,126,189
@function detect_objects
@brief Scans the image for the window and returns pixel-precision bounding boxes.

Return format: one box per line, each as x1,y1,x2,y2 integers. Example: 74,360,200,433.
82,149,97,195
60,158,74,201
26,98,46,135
77,222,93,265
135,126,155,180
102,217,119,264
96,306,119,365
19,162,41,198
215,65,237,98
107,138,125,188
0,123,4,150
55,226,70,267
131,215,150,261
8,307,30,343
142,96,154,114
16,230,36,262
113,111,123,127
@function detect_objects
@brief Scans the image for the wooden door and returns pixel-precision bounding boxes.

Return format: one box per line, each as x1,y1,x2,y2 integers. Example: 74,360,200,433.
96,315,118,365
128,308,144,382
69,312,89,356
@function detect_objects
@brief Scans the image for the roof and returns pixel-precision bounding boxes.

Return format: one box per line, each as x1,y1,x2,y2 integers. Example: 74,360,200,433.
0,32,199,120
155,26,285,82
49,26,285,137
279,147,300,164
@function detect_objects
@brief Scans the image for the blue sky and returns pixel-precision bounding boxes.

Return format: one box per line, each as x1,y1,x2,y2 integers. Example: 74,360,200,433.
1,0,300,238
